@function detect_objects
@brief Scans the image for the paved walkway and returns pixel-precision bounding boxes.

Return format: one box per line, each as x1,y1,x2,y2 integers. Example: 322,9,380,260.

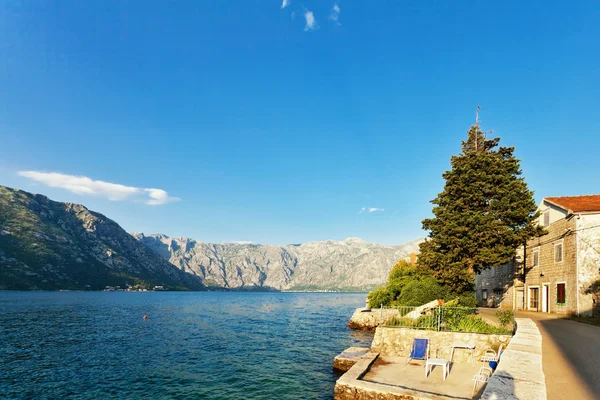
517,311,600,400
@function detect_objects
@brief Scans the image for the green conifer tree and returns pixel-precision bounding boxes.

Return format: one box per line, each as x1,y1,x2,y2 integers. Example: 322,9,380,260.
419,123,544,293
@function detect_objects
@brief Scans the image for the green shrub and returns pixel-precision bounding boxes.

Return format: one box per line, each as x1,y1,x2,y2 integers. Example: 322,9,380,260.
496,309,514,328
448,315,511,334
458,293,478,307
368,286,394,308
452,315,493,333
384,316,421,327
441,306,475,329
397,277,450,306
384,315,437,329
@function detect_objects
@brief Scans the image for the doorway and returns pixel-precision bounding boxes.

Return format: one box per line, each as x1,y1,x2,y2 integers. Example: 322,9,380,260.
529,287,540,311
542,284,549,312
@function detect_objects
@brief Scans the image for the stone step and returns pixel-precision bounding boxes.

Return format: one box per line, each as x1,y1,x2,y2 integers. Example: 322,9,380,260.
333,347,371,371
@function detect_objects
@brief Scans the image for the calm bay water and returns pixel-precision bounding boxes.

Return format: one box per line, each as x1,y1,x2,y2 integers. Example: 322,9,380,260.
0,292,372,399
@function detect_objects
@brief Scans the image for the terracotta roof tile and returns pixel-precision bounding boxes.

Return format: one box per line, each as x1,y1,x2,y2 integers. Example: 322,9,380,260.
545,195,600,213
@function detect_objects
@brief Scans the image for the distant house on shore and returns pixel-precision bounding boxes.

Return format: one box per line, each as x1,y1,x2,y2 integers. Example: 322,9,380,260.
404,252,418,265
475,194,600,317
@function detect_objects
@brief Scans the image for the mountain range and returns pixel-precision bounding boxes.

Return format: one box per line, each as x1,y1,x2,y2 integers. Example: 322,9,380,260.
133,233,422,291
0,185,421,291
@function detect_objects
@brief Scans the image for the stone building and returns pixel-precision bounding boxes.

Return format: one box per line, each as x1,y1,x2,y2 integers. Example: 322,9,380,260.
475,261,517,308
404,252,418,265
476,195,600,316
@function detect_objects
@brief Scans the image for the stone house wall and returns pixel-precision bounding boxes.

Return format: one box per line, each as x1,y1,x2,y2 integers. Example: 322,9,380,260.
475,262,516,308
524,216,578,314
576,214,600,316
370,326,512,364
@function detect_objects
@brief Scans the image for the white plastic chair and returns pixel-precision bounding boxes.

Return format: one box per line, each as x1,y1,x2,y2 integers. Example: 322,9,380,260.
481,344,503,363
472,367,493,396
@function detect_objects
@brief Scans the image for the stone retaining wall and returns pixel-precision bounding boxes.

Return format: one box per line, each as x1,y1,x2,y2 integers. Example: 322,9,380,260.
480,318,546,399
347,308,400,330
371,327,512,364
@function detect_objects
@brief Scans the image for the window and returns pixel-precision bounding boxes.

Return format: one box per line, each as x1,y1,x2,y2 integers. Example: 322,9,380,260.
491,267,496,277
543,211,550,226
554,242,563,263
557,283,566,305
529,287,539,309
532,249,539,267
482,289,488,300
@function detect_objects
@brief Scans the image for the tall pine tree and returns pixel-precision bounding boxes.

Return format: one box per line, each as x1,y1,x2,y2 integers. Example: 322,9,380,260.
419,123,544,293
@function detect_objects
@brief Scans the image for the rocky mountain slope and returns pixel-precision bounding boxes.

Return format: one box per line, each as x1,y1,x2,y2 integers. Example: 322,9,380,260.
0,185,203,290
133,234,423,291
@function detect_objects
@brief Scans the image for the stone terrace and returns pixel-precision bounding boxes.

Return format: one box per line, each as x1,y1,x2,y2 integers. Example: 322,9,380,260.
335,352,485,400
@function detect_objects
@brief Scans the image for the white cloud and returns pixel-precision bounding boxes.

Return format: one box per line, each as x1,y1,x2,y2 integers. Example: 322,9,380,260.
227,241,253,245
329,3,340,23
281,0,290,8
359,206,384,214
144,188,179,206
18,171,180,206
304,11,316,31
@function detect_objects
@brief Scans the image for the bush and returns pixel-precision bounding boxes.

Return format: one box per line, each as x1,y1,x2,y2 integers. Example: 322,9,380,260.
384,315,437,329
446,315,511,334
367,286,394,308
496,309,514,328
441,306,475,329
458,293,478,307
397,277,450,306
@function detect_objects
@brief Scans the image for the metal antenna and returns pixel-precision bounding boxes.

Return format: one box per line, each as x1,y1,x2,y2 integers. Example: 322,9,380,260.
474,106,481,152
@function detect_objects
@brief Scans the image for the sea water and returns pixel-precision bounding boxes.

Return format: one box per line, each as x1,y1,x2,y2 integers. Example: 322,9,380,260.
0,292,372,399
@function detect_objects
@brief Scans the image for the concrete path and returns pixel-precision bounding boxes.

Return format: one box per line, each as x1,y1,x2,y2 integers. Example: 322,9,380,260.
517,311,600,400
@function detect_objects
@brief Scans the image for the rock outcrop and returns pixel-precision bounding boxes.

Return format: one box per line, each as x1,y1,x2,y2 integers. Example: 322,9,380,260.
133,234,423,291
347,308,402,330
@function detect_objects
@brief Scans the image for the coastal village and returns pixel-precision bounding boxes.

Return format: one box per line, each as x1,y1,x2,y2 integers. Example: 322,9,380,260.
331,192,600,399
2,2,599,400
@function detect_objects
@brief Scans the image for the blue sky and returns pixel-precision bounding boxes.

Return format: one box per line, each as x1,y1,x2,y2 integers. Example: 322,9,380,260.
1,1,599,245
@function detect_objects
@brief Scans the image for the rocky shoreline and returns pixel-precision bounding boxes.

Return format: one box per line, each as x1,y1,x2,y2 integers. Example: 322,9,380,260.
346,307,400,330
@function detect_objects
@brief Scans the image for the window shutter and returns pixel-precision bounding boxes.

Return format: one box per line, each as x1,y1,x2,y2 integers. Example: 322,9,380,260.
557,283,566,304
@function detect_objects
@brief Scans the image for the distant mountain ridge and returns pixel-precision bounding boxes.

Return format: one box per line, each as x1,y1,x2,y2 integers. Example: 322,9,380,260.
0,185,203,290
0,184,422,291
132,233,423,291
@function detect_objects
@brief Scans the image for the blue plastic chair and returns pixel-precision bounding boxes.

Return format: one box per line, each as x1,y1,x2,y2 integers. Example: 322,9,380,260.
406,338,429,365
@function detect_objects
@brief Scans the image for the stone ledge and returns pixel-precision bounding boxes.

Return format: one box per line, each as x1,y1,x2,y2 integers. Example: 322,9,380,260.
334,347,371,372
480,318,546,400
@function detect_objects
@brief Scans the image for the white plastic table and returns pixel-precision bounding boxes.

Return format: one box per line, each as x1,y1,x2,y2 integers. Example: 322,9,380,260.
450,343,475,366
425,358,450,380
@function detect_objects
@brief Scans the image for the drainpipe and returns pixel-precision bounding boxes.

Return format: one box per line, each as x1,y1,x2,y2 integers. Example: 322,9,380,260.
523,242,527,311
575,217,580,316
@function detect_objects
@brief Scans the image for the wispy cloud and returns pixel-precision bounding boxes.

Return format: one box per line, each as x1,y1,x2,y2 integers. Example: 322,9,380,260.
18,171,180,206
227,241,253,245
281,0,290,9
304,10,316,31
359,207,385,214
329,3,340,24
